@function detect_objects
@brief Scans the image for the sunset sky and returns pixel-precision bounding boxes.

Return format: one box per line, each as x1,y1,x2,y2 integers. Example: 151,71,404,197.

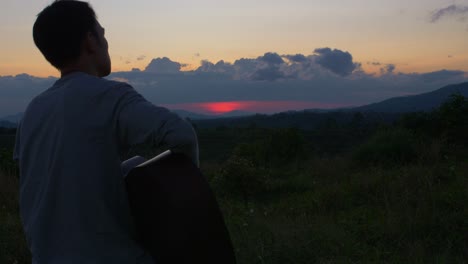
1,0,468,115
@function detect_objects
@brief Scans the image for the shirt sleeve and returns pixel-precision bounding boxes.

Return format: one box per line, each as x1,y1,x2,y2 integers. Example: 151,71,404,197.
116,84,199,167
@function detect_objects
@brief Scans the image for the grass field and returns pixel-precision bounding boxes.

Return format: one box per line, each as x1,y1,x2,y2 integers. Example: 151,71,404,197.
2,131,466,263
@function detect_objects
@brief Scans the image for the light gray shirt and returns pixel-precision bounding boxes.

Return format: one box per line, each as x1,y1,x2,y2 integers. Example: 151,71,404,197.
13,72,199,264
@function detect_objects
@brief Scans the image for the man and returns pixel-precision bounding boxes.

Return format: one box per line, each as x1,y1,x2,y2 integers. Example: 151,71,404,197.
13,1,198,263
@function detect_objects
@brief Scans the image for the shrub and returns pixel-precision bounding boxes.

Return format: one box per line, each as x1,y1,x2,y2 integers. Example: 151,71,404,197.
233,128,307,168
353,128,420,167
0,148,18,177
434,94,468,144
212,155,269,207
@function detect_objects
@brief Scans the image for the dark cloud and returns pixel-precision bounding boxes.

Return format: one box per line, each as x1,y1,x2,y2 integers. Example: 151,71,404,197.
380,64,396,75
144,57,182,73
137,55,146,61
313,48,358,76
259,52,284,65
106,68,467,107
0,74,56,116
420,69,465,82
233,58,257,71
232,58,258,80
196,60,234,74
430,5,468,23
368,61,381,66
1,63,468,117
251,67,285,81
196,60,216,72
283,54,308,63
196,50,356,81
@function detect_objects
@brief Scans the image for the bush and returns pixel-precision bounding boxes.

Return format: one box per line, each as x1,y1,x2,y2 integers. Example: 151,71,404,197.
353,128,420,167
434,94,468,144
0,148,18,177
233,128,307,168
212,155,270,207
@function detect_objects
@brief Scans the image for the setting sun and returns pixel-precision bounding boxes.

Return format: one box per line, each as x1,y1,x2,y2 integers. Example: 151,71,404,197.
161,101,352,115
202,102,243,114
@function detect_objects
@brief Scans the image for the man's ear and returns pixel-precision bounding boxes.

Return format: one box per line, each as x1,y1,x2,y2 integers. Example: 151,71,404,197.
83,31,98,54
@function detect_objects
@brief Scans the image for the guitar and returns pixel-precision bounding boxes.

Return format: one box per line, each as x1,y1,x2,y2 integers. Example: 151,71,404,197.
124,150,237,263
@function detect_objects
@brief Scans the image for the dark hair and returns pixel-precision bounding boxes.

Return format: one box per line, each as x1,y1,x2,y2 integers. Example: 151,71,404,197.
33,0,98,69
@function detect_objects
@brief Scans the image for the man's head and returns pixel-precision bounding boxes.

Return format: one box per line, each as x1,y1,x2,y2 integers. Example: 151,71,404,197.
33,0,111,77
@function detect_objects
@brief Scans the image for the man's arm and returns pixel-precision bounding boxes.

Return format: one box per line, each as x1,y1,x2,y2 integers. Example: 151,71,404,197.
116,84,199,166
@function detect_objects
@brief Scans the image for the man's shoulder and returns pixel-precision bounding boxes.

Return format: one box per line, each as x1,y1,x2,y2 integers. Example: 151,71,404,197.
60,73,139,101
26,73,136,114
77,73,131,90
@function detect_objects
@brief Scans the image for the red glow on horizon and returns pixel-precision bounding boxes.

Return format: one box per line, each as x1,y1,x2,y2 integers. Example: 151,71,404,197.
162,101,352,115
203,102,243,114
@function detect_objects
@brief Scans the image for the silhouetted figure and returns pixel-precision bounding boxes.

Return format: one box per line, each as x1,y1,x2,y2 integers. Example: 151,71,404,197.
13,0,234,263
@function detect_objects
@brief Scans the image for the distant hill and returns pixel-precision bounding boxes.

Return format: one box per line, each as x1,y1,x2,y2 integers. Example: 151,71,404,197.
0,112,23,124
172,110,213,120
353,82,468,113
173,109,254,120
0,120,17,128
193,111,402,130
218,110,254,118
0,109,252,127
2,82,467,129
195,82,468,130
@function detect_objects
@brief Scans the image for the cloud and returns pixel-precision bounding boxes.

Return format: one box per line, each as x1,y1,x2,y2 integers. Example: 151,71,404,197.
380,64,396,75
0,74,56,116
144,57,182,73
419,69,465,82
110,77,130,83
313,48,359,76
386,64,396,73
196,50,357,81
233,58,257,73
259,52,284,65
430,5,468,23
196,60,234,74
251,67,285,81
137,55,146,61
283,54,307,63
2,52,468,117
106,67,467,108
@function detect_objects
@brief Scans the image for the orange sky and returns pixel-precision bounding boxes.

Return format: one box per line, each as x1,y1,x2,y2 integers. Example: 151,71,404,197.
1,0,468,77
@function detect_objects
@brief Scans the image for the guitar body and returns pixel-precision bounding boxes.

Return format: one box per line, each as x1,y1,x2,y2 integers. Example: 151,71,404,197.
125,153,236,263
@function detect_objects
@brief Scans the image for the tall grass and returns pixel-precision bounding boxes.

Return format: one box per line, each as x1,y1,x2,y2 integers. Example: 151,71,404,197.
218,155,468,263
0,169,30,264
1,149,467,263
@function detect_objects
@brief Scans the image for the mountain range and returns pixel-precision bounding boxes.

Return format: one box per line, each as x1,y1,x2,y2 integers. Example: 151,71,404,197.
352,82,468,113
1,82,467,128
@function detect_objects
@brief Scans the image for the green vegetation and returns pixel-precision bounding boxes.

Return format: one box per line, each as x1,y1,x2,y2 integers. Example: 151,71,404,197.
1,95,467,263
0,151,30,263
